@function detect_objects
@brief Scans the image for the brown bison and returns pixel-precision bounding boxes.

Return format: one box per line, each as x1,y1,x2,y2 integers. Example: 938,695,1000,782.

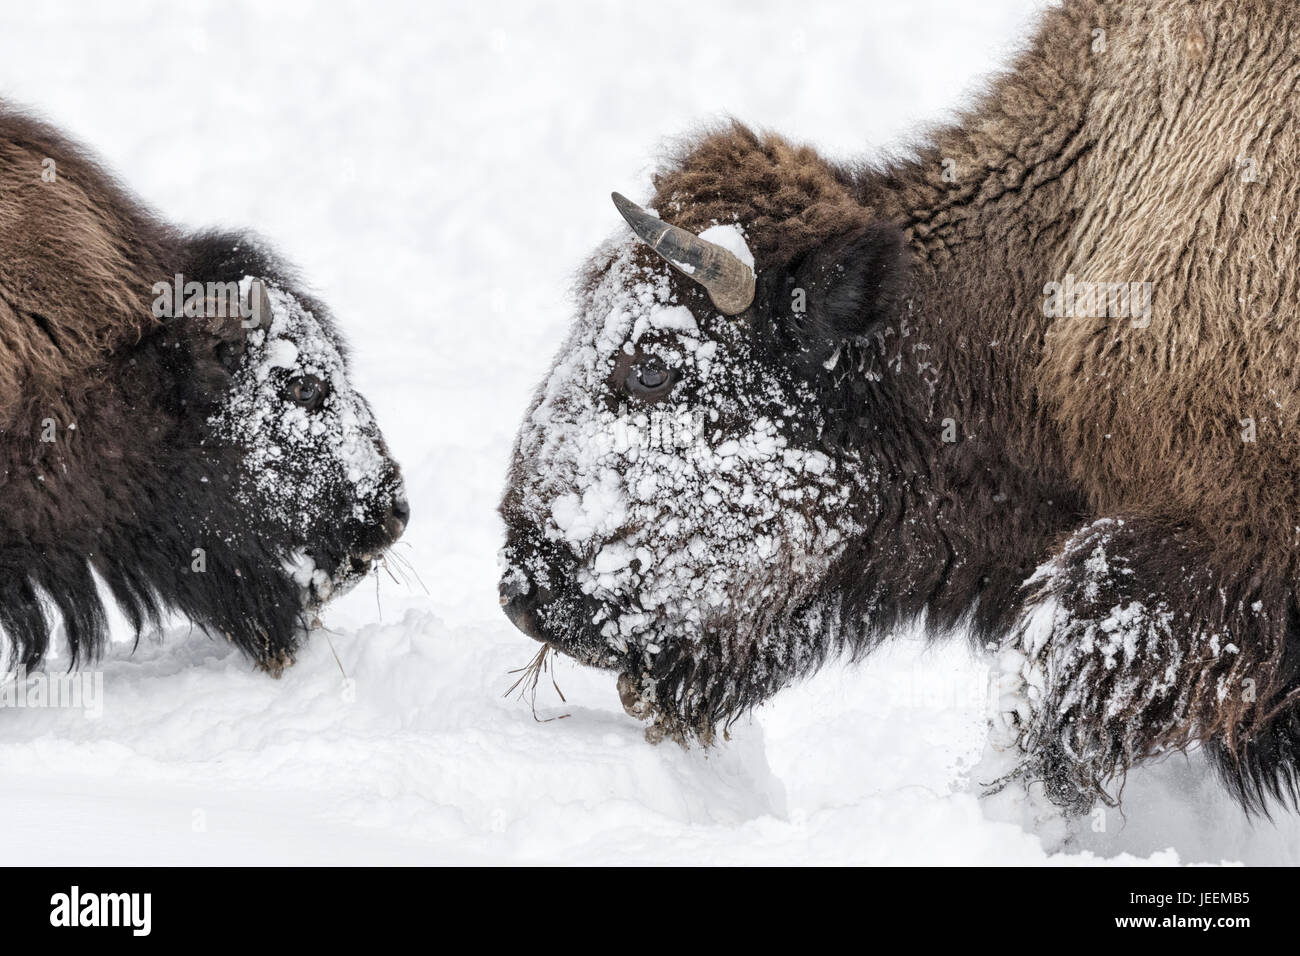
500,0,1300,813
0,102,408,675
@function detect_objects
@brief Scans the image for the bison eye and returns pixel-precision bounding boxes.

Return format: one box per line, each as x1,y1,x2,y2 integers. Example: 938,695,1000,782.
286,375,329,411
215,341,243,373
625,360,675,400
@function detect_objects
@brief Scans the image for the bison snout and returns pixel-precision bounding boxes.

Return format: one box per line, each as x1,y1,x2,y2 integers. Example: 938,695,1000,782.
383,496,410,543
499,578,550,643
344,496,409,577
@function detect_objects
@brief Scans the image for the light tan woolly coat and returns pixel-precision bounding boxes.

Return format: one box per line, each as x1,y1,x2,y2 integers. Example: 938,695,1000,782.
906,0,1300,574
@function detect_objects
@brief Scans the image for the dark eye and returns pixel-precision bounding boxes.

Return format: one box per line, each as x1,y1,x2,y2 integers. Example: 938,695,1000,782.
215,340,244,373
625,360,676,400
287,374,329,410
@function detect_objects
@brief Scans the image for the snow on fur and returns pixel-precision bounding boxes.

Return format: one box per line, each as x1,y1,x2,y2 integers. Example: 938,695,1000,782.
505,233,871,734
210,279,391,530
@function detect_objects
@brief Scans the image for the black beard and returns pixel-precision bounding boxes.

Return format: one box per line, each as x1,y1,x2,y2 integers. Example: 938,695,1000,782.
611,590,852,746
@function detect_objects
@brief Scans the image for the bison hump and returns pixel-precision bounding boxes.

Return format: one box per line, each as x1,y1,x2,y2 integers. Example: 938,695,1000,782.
0,112,168,426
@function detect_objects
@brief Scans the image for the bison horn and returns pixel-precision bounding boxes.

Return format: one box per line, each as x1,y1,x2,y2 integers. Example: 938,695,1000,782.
611,192,755,316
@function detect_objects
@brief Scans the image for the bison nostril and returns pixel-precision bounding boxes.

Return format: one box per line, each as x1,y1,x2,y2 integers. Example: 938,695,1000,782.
382,498,410,543
500,579,550,643
503,596,542,641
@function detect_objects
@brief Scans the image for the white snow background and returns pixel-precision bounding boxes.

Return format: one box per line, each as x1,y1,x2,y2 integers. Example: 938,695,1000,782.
0,0,1288,864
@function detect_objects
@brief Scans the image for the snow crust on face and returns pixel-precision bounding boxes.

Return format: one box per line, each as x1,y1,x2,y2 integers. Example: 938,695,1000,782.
209,279,391,531
510,240,865,664
283,549,334,603
630,304,696,342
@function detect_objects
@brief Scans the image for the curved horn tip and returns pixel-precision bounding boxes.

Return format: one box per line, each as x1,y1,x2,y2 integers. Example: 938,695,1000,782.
610,190,755,316
611,190,655,225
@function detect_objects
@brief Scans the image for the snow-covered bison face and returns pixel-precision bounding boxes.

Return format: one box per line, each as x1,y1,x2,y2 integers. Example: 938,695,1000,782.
206,279,408,610
500,193,906,742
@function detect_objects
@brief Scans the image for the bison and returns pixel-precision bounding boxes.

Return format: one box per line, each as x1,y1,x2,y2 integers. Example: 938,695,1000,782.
500,0,1300,813
0,102,408,676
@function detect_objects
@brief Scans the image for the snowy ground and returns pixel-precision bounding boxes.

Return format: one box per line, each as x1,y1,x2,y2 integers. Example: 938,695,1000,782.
0,0,1293,864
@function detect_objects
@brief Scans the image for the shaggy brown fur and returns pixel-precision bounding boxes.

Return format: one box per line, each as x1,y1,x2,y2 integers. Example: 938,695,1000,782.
503,0,1300,811
0,105,173,427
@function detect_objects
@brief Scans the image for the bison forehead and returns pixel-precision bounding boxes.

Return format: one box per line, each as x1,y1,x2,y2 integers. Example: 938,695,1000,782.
510,236,866,654
208,279,390,528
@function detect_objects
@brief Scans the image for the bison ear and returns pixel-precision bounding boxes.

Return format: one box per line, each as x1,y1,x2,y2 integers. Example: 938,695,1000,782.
785,222,907,368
